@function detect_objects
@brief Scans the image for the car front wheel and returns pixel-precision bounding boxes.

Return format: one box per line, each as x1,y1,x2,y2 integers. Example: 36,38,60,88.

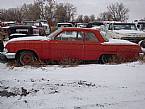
17,51,37,66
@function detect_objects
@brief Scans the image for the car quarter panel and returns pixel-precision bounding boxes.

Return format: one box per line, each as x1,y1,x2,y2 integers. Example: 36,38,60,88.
5,40,47,60
102,44,141,60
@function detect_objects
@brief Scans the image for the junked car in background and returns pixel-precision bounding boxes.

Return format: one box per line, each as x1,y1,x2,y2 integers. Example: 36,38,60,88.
137,21,145,32
0,27,141,65
34,20,51,35
23,21,35,26
75,23,87,28
6,25,40,40
56,22,74,29
86,21,104,30
3,21,16,27
102,22,145,43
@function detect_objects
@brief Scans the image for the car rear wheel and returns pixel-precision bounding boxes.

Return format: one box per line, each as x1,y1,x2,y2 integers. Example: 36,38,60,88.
99,55,113,64
17,51,37,66
139,40,145,48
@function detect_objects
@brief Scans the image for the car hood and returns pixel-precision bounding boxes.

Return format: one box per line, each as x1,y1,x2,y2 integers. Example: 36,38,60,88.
8,36,48,42
113,30,145,34
102,38,137,45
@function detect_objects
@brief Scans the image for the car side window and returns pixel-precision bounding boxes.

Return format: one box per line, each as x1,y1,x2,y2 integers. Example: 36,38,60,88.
85,32,98,42
55,31,83,41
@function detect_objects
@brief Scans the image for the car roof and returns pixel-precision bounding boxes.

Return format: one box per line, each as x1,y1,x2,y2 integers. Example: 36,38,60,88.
61,27,99,32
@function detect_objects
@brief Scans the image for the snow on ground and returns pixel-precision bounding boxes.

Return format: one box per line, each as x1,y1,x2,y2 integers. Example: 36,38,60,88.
0,62,145,109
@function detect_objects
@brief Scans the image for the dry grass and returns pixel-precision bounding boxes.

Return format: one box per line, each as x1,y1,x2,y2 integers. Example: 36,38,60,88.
6,54,145,68
6,60,18,69
138,54,145,63
6,58,80,68
58,58,81,68
6,59,46,68
107,55,139,65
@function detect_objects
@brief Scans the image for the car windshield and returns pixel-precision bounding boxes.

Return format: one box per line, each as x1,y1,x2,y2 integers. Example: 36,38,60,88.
92,22,104,27
47,29,62,39
57,24,73,28
137,22,145,30
77,23,87,28
87,22,104,28
109,23,137,30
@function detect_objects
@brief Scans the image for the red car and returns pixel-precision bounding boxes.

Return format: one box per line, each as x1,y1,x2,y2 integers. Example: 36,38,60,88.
2,27,141,65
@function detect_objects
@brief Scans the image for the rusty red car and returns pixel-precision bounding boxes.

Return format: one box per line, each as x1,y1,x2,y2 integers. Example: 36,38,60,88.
1,27,142,65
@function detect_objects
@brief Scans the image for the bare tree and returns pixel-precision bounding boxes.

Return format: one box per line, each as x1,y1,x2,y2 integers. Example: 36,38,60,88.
76,15,83,22
55,3,76,23
34,0,45,19
21,3,41,20
0,9,7,21
0,8,22,22
98,11,112,21
89,14,95,22
55,3,66,22
83,15,90,23
64,3,76,21
0,0,76,25
44,0,56,22
21,0,56,21
34,0,55,20
107,2,129,21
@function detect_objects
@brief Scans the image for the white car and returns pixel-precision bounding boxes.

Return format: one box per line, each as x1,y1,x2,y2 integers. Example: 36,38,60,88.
75,23,87,28
105,22,145,43
137,21,145,32
86,21,104,30
56,23,74,29
34,20,51,35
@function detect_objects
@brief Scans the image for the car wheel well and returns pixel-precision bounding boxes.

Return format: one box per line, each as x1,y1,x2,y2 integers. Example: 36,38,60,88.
16,50,38,59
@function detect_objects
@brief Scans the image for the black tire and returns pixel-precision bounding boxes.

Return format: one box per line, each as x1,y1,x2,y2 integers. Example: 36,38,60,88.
99,55,113,64
16,51,37,66
0,53,8,63
0,40,4,52
140,40,145,48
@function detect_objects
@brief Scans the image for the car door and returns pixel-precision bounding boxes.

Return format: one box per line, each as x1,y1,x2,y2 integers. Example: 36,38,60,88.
84,31,102,60
50,30,84,60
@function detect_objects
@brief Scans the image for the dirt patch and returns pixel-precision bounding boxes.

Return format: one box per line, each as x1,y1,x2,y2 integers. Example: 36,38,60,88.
0,90,17,97
0,87,29,97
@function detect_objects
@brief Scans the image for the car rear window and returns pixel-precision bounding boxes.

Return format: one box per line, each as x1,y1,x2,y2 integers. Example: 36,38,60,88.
85,32,99,42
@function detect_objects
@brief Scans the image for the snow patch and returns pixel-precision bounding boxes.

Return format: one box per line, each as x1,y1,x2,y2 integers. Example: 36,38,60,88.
0,62,145,109
7,36,48,43
102,38,137,45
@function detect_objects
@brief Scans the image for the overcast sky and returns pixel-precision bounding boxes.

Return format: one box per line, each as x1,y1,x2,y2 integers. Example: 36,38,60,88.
0,0,145,21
